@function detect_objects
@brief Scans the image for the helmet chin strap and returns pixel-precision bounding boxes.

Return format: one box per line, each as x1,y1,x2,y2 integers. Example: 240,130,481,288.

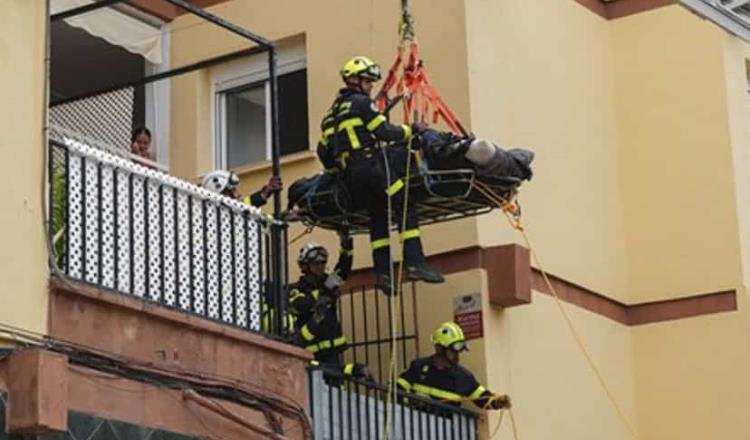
435,346,457,366
345,76,366,94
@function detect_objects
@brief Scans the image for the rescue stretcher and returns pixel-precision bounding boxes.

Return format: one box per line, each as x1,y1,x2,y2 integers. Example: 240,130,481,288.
287,150,525,235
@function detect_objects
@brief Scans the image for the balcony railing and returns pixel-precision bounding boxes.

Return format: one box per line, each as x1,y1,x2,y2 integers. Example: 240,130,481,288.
337,283,420,384
309,367,479,440
48,137,289,335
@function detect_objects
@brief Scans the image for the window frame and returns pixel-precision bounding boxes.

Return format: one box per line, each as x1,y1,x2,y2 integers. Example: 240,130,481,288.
213,55,306,169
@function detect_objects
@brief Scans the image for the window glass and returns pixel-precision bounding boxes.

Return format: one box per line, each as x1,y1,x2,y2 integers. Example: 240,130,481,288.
225,84,267,168
221,69,309,167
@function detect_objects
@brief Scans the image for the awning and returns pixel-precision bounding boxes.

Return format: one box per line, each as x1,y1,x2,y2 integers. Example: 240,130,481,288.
51,0,163,64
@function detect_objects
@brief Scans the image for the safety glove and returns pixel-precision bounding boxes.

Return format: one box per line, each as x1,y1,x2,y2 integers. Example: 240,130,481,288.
489,394,512,410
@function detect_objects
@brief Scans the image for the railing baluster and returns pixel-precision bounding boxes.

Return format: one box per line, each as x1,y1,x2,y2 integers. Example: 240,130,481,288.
365,377,371,440
247,215,253,329
375,288,383,383
159,184,165,305
202,200,209,318
230,210,237,326
97,162,102,287
349,286,357,366
128,173,134,295
339,379,345,440
188,195,195,313
81,155,87,282
48,143,55,267
173,187,179,308
114,168,119,290
144,177,150,299
328,376,334,440
374,385,380,440
217,204,224,322
64,147,70,274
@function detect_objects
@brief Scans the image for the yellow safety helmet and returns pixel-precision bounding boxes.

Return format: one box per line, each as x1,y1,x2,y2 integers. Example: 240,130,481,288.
341,56,382,81
431,321,468,352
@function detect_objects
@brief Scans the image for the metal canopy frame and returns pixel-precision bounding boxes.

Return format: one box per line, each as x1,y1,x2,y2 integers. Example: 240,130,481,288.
49,0,282,215
49,0,288,332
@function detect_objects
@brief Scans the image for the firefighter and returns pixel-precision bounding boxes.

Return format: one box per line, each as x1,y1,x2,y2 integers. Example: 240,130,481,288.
289,240,371,381
398,322,511,410
201,170,281,207
317,55,443,294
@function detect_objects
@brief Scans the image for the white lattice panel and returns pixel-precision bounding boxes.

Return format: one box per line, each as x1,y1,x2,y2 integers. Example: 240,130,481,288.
60,139,267,330
234,214,248,328
100,164,116,289
191,199,206,316
248,219,262,331
83,158,99,284
115,170,131,293
147,180,162,302
67,154,83,279
205,203,220,320
176,192,191,311
131,175,146,298
162,187,177,307
219,209,234,323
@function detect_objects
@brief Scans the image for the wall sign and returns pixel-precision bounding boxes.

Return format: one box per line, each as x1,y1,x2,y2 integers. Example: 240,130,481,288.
453,293,483,340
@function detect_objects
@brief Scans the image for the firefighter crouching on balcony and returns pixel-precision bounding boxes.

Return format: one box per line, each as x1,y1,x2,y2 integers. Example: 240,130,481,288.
398,322,511,410
202,169,296,334
202,170,282,207
289,240,372,381
317,56,444,295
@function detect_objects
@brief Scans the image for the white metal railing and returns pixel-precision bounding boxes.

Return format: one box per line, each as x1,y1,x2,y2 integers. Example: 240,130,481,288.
48,137,282,332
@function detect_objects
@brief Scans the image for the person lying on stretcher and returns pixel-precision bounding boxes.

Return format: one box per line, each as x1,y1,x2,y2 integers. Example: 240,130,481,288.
407,129,534,182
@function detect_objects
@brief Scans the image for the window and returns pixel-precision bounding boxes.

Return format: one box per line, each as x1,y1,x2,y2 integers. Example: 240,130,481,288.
216,65,309,169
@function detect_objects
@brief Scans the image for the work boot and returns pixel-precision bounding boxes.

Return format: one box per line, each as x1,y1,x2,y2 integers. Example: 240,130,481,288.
375,273,394,296
406,264,444,284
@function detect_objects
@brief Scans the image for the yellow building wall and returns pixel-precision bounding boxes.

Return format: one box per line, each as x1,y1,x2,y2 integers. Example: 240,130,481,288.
626,10,750,440
466,0,630,302
611,6,744,302
0,0,49,336
168,2,750,439
633,296,750,440
484,288,637,440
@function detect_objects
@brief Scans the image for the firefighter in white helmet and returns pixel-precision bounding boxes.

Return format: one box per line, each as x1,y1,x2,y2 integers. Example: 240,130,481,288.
201,170,282,207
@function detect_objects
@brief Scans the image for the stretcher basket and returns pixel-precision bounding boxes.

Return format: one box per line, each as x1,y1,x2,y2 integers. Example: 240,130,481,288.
293,166,522,235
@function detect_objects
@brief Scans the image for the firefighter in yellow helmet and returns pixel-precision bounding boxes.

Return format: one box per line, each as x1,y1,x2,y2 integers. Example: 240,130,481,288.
398,322,511,410
316,56,444,294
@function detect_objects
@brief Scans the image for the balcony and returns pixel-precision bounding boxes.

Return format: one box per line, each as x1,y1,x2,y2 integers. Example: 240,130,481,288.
48,136,288,335
309,367,479,440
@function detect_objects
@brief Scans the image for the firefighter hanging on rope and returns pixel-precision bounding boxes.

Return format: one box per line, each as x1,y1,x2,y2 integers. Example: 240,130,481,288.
316,56,444,295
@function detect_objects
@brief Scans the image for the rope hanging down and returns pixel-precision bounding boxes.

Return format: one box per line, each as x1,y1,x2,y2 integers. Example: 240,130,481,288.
471,180,640,439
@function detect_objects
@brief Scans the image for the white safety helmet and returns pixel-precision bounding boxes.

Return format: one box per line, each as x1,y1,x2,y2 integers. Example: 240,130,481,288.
202,170,240,195
298,242,328,265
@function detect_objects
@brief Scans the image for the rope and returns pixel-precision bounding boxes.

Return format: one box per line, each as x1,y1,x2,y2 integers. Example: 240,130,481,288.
288,225,314,246
470,181,640,439
382,115,416,440
488,408,520,440
399,0,416,42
